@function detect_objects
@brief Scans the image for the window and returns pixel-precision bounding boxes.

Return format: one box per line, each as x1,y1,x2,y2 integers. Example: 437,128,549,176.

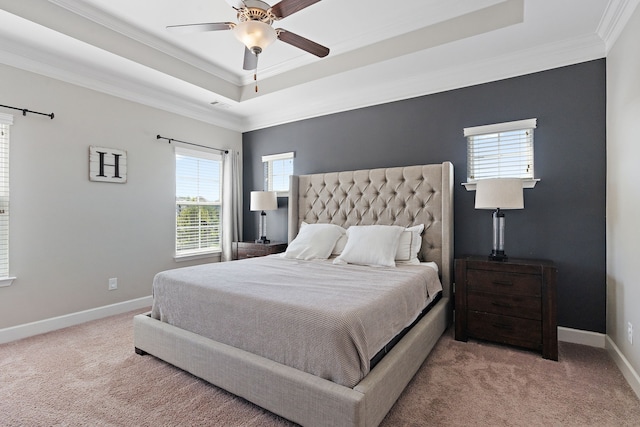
0,113,13,286
175,147,222,258
463,118,538,190
262,152,294,194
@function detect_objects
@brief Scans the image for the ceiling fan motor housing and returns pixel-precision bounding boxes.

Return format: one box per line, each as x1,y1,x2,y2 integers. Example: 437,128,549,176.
238,0,276,25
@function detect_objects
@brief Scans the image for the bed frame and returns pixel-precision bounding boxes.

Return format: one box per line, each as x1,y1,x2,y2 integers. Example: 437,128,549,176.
134,162,453,427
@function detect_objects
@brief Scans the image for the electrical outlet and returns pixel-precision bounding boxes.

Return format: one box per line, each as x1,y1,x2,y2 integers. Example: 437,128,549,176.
108,277,118,291
628,322,633,344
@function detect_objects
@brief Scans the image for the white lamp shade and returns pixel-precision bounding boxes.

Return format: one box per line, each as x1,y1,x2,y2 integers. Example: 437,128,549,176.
250,191,277,211
233,21,277,52
475,178,524,210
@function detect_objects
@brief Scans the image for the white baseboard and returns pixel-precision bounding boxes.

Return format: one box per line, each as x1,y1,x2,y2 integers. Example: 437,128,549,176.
0,296,152,345
558,326,640,400
606,336,640,400
558,326,606,348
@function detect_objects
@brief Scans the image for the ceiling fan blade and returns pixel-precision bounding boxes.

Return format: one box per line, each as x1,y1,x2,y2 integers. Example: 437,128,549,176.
225,0,246,9
166,22,234,33
243,47,258,70
277,29,329,57
271,0,321,19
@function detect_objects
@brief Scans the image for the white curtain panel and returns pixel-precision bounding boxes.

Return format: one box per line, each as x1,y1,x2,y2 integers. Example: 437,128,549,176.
221,150,242,262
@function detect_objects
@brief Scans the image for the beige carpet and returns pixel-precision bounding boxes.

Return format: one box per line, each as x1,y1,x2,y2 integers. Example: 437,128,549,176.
1,309,639,426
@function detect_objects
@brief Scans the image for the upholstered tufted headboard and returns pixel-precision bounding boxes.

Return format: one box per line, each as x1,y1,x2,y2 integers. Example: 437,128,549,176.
288,162,454,298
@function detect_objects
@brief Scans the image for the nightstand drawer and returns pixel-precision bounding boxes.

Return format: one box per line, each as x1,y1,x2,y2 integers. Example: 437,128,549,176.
238,247,269,258
455,256,557,360
234,242,287,260
467,311,542,349
467,292,541,320
467,269,541,297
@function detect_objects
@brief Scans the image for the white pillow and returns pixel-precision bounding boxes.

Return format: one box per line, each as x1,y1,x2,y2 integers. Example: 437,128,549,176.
284,223,346,260
334,225,405,267
395,224,424,265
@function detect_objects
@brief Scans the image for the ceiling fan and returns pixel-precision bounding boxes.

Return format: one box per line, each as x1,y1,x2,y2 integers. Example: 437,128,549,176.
167,0,330,90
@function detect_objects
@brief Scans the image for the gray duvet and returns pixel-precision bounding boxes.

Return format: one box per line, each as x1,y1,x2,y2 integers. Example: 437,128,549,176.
150,256,442,388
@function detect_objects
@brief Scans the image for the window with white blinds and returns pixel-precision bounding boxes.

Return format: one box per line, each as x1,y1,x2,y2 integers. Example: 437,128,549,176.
262,152,294,193
464,118,537,182
175,147,222,257
0,113,13,283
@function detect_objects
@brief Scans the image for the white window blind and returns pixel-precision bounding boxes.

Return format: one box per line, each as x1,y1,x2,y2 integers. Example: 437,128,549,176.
464,118,537,182
262,152,294,193
0,113,13,281
175,147,222,257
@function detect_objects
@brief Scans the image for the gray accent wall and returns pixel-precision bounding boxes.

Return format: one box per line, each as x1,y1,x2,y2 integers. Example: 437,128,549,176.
243,59,606,333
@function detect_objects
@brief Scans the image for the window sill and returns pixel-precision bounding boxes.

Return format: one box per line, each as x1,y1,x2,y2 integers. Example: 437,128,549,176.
174,250,221,263
0,277,16,287
462,179,540,191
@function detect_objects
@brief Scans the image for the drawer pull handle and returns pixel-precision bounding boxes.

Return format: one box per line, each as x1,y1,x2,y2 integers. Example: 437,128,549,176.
493,280,513,286
491,302,512,308
492,323,514,331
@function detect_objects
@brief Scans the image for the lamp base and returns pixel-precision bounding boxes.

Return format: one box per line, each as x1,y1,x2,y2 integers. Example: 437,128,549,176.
488,250,508,262
255,237,270,244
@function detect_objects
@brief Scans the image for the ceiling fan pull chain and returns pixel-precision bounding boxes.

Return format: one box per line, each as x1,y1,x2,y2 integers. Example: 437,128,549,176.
254,67,258,92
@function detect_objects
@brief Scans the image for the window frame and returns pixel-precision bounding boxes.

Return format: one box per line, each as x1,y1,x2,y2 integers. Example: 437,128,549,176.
462,118,539,191
0,113,15,287
262,151,294,196
174,146,223,259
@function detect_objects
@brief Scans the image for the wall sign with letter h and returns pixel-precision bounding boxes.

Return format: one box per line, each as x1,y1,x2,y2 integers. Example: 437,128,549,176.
89,146,127,183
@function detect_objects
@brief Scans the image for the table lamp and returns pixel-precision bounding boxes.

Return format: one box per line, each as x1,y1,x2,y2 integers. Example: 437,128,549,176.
250,191,277,244
475,178,524,261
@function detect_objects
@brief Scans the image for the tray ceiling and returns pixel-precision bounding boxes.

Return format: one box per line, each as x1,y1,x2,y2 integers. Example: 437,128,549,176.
0,0,636,131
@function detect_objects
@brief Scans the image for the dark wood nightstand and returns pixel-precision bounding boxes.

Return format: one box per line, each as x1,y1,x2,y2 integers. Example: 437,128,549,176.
233,241,287,260
455,256,558,360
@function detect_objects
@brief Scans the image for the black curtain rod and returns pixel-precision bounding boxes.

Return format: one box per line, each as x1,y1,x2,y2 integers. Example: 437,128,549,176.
156,135,228,154
0,104,54,119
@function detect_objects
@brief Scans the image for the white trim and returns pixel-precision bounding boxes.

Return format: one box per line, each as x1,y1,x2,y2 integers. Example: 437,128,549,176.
463,118,537,137
597,0,640,53
462,178,539,191
261,152,295,163
174,251,221,263
606,336,640,399
0,113,13,125
47,0,242,86
558,326,606,348
0,295,152,344
0,276,16,287
557,327,640,399
175,146,222,161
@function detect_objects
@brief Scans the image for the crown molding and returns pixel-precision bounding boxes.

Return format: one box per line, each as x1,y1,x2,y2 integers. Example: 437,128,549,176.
597,0,640,52
47,0,243,86
242,33,606,131
0,24,606,134
0,37,244,131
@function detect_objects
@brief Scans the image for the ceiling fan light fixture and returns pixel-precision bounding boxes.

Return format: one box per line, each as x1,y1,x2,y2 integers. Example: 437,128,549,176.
233,20,277,53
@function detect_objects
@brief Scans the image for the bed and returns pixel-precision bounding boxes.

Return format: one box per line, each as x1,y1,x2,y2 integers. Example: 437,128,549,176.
133,162,454,427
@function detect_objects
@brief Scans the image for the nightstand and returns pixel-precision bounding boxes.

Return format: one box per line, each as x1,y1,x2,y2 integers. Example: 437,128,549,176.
233,241,287,260
455,256,558,360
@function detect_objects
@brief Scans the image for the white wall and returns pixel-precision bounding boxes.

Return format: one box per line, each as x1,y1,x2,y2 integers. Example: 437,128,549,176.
0,63,241,329
607,5,640,380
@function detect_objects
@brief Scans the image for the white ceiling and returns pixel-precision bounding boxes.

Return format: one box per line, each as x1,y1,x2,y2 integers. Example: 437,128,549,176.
0,0,637,132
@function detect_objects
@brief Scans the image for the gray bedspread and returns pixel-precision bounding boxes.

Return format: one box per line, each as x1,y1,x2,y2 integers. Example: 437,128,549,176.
150,256,442,388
